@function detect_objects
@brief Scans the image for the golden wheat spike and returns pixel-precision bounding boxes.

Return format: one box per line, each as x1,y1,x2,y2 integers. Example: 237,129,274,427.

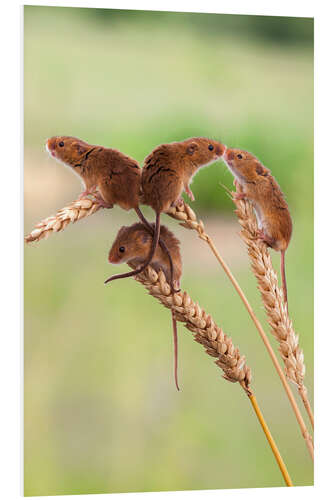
131,265,293,487
233,196,314,430
25,198,102,243
166,202,313,459
25,195,294,485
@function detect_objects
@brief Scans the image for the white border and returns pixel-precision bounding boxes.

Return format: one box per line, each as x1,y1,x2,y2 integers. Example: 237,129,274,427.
3,1,331,499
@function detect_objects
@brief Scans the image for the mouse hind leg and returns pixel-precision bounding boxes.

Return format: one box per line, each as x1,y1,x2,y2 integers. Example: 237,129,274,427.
257,229,276,249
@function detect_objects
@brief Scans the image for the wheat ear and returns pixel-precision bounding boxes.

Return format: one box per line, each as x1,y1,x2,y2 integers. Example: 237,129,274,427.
233,196,314,430
166,202,314,460
25,198,102,243
131,265,293,486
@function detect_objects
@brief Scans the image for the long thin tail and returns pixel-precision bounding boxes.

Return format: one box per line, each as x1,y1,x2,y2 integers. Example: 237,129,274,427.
105,212,161,284
172,310,180,391
135,207,179,293
280,250,288,313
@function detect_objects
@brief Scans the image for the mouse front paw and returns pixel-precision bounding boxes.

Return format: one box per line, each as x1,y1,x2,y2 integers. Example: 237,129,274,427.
184,184,195,201
92,192,113,209
233,191,246,200
172,198,185,209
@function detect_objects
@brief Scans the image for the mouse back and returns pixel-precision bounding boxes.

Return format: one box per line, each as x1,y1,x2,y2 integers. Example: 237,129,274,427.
224,148,292,251
141,137,225,212
47,136,141,209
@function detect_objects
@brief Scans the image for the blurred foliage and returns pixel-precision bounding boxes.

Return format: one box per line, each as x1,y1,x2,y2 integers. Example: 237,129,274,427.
42,7,314,45
24,5,313,497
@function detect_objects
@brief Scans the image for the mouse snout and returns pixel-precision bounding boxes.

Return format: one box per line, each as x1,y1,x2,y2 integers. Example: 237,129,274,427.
215,143,226,158
108,248,123,264
224,149,234,162
46,137,57,155
108,251,117,264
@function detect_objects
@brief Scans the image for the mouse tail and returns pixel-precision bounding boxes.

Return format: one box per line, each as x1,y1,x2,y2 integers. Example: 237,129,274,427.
105,212,161,285
135,208,179,294
172,310,180,391
281,250,288,313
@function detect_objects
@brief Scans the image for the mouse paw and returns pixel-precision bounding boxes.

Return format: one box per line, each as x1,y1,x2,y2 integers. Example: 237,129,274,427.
257,229,274,247
173,198,184,208
185,184,195,202
92,192,113,209
233,191,246,200
79,185,98,199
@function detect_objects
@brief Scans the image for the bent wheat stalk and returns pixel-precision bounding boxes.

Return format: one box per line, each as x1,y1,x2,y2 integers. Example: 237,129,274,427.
233,196,314,430
131,265,293,487
25,198,102,243
166,202,314,460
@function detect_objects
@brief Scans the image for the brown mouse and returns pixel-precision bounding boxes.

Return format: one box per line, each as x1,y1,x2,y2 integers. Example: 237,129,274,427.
223,148,292,310
106,137,225,286
108,222,182,390
46,135,176,288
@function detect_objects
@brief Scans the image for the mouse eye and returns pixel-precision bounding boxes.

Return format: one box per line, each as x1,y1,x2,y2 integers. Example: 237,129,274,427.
59,141,64,147
237,153,243,159
119,246,125,253
208,144,214,151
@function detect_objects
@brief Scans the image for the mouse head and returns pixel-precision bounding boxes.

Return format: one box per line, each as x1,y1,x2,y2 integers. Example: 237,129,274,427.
223,148,269,183
46,136,92,167
182,137,226,169
108,224,151,264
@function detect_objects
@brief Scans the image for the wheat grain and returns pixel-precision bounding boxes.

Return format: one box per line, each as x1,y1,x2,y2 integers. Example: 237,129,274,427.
25,198,102,243
131,264,293,486
166,201,314,457
25,195,294,484
133,264,252,390
233,196,314,429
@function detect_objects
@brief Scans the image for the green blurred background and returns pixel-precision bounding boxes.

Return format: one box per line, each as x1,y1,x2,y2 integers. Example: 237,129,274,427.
24,6,313,496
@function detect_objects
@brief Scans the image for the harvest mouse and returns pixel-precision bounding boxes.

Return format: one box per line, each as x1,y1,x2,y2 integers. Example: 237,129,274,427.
108,222,182,390
46,135,177,289
107,137,225,286
223,148,292,310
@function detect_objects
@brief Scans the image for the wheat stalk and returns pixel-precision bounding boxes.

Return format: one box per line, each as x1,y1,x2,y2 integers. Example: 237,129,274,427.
25,198,102,243
25,196,313,458
131,264,293,486
233,196,314,430
134,265,252,388
25,195,295,484
166,202,314,459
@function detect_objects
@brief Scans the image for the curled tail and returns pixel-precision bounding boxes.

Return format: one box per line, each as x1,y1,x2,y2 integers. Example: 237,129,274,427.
281,250,288,313
105,212,161,284
135,207,180,293
172,310,180,391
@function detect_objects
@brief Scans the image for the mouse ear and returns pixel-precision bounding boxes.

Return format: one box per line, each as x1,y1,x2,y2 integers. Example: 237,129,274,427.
186,142,199,155
255,163,268,176
140,231,150,244
74,142,86,156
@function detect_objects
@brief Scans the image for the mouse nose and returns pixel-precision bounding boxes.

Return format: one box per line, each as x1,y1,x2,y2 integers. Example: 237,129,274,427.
108,250,119,264
224,149,234,161
46,137,56,152
215,143,226,157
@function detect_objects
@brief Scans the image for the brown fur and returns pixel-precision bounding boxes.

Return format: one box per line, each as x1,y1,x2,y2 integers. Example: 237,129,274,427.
47,135,180,287
109,223,182,285
46,136,141,210
108,223,182,390
141,137,226,212
224,148,292,252
223,147,292,309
